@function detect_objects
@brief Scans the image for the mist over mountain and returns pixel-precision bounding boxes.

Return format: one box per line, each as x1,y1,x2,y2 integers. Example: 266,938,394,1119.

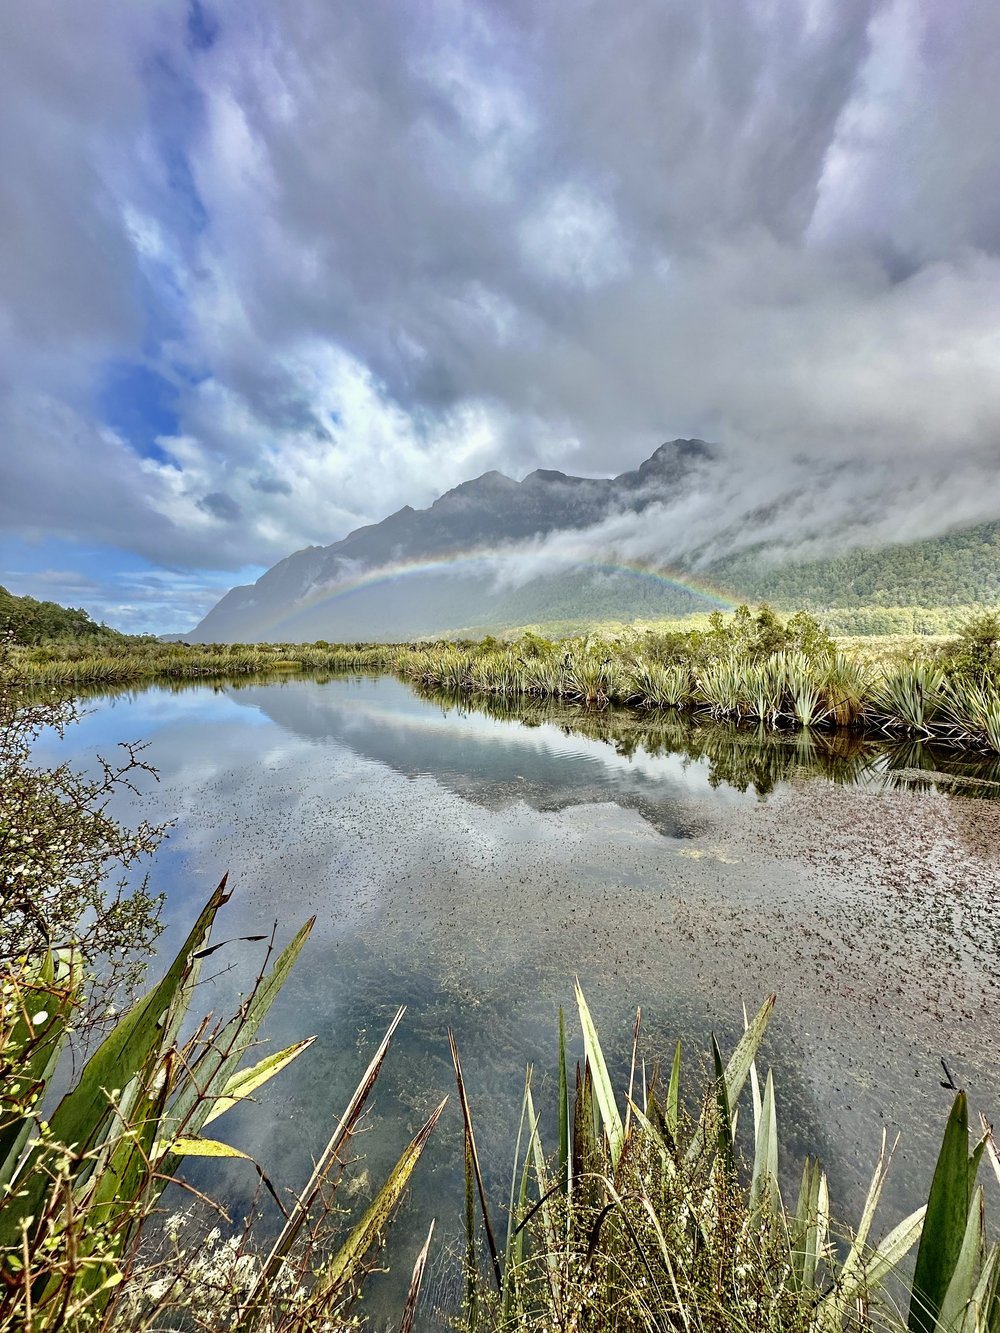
190,438,1000,643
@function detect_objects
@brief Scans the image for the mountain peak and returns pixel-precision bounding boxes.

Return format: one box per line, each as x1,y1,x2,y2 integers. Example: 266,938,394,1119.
431,470,519,510
191,440,719,641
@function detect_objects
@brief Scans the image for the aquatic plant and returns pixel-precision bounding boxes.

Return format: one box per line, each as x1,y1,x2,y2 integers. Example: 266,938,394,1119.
625,659,690,709
941,676,1000,753
0,881,442,1332
819,651,873,727
452,990,1000,1333
868,662,947,734
781,650,828,728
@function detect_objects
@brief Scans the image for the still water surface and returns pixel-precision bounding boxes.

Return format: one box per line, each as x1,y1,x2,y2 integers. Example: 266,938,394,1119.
41,674,1000,1311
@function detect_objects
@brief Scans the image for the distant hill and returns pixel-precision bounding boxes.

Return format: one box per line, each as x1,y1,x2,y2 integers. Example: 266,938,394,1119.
189,440,1000,643
0,585,124,646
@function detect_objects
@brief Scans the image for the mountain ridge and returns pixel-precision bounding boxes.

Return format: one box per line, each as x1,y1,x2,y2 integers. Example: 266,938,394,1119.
191,440,1000,643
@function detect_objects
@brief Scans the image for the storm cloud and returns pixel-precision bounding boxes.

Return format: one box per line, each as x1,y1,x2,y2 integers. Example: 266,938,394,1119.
1,0,999,628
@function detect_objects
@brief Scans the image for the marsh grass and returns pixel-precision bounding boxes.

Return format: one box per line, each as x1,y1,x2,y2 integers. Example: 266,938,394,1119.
12,606,1000,752
0,884,442,1332
452,992,1000,1333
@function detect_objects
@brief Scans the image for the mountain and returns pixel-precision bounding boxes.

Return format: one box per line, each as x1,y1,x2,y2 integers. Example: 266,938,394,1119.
190,440,1000,643
191,440,717,641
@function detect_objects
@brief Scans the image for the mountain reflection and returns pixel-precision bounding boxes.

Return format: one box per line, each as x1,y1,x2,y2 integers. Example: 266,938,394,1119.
187,674,1000,838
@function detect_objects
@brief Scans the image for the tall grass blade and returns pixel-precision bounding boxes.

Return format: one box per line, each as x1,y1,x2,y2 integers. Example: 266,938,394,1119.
0,950,78,1192
666,1039,681,1139
250,1004,407,1303
399,1220,435,1333
558,1007,570,1197
711,1034,735,1176
313,1097,446,1311
908,1091,972,1333
575,980,625,1169
449,1029,503,1294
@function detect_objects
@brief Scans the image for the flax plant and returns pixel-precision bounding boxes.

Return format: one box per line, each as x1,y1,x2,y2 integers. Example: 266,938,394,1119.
0,880,442,1332
452,991,1000,1333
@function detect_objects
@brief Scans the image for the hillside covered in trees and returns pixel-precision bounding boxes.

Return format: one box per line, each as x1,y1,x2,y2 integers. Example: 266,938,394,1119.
721,521,1000,611
0,585,124,646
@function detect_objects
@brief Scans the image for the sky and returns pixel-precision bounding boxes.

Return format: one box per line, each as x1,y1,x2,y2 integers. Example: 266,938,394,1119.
2,0,999,633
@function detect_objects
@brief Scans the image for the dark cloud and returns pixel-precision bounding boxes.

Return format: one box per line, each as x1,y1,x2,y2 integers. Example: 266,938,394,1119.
250,473,293,496
197,490,242,521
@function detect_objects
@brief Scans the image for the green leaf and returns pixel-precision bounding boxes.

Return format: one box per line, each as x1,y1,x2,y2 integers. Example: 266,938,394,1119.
0,882,230,1252
575,981,624,1169
50,878,229,1152
790,1157,826,1293
814,1204,924,1331
711,1034,735,1177
750,1069,779,1217
526,1079,561,1305
159,915,315,1154
202,1037,315,1126
558,1007,570,1196
0,949,79,1192
168,1135,252,1160
687,994,775,1166
909,1092,972,1333
665,1039,681,1139
449,1028,503,1297
937,1185,986,1332
503,1069,533,1323
839,1130,893,1294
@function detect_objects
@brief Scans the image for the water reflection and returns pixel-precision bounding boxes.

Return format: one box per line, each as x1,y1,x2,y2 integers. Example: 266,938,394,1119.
72,670,1000,805
203,672,1000,811
45,673,1000,1323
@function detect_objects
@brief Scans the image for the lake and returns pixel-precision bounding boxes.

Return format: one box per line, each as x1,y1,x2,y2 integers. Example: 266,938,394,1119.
40,673,1000,1317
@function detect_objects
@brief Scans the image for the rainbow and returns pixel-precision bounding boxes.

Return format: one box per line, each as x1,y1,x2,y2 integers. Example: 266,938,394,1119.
260,549,735,637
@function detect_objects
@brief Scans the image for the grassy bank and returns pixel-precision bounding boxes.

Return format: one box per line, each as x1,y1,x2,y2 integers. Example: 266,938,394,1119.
9,605,1000,752
4,632,1000,1330
10,638,396,687
397,607,1000,753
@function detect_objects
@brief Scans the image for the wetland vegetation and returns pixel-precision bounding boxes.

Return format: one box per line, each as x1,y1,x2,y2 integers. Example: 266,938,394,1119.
6,604,1000,754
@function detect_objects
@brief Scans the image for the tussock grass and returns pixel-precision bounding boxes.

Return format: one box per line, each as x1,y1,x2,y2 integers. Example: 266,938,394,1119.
12,605,1000,752
395,615,1000,753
